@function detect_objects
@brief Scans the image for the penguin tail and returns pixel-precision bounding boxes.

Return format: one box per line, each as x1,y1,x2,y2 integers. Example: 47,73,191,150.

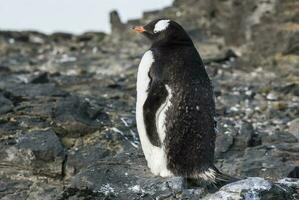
187,166,240,191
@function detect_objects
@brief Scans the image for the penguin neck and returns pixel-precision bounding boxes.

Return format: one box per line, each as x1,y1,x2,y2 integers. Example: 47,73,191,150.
151,39,194,48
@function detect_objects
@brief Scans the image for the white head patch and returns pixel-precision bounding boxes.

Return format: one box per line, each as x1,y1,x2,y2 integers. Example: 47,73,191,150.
154,20,170,33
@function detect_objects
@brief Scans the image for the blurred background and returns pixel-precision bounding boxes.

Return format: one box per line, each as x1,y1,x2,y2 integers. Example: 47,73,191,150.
0,0,173,33
0,0,298,199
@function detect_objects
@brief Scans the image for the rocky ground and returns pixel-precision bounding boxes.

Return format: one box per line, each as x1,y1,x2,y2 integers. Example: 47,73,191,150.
0,0,299,199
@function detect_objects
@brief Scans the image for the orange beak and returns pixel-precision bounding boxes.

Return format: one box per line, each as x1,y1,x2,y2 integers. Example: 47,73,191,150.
133,26,146,33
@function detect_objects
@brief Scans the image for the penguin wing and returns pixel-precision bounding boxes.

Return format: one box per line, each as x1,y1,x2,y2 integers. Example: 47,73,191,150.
143,79,168,147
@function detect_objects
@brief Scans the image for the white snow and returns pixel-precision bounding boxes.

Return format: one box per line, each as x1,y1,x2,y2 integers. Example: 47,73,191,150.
111,127,138,148
277,178,299,188
98,183,115,196
222,177,272,191
205,177,273,200
128,185,143,193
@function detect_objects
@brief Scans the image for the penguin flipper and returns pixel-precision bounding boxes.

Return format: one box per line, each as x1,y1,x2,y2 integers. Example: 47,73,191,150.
143,81,168,147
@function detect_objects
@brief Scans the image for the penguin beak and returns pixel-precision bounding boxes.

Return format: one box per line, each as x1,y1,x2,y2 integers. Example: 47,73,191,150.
132,26,146,33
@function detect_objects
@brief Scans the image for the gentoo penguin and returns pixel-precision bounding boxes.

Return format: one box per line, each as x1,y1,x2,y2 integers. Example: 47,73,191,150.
133,19,236,187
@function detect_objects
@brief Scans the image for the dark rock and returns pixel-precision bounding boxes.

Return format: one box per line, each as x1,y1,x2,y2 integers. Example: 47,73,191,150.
216,121,260,159
0,65,11,73
52,96,110,137
70,162,138,198
15,34,30,42
29,72,49,84
291,12,299,23
239,144,299,178
283,32,299,55
203,49,238,65
50,32,74,42
59,187,107,200
16,129,64,161
67,149,187,199
0,94,13,114
238,121,260,147
262,131,298,144
76,32,106,43
0,178,32,200
279,83,299,97
288,118,299,139
0,178,63,200
215,131,234,158
110,10,126,33
215,120,238,158
2,83,68,98
25,182,62,200
4,129,65,178
65,143,111,177
288,167,299,179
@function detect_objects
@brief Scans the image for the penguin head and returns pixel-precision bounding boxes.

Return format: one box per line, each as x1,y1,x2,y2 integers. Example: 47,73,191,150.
133,19,192,46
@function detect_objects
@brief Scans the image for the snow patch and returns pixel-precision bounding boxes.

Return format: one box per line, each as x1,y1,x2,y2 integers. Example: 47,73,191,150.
128,185,143,193
98,184,115,196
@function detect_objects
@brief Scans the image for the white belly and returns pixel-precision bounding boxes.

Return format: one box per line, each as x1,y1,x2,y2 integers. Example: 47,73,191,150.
136,50,173,177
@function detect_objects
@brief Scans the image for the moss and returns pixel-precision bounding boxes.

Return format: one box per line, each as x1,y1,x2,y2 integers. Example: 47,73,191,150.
258,86,272,95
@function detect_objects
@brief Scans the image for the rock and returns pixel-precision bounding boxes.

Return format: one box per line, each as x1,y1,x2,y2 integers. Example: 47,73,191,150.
60,187,107,200
1,83,68,98
216,121,260,159
215,120,237,158
277,178,299,189
266,92,279,101
16,129,64,160
3,129,65,178
288,118,299,139
25,182,62,200
110,10,126,34
65,143,111,177
238,121,260,147
279,83,299,97
283,32,299,55
0,178,32,200
50,32,73,42
70,162,138,199
203,49,238,65
0,0,299,199
166,177,186,191
0,65,10,73
262,131,298,144
288,167,299,179
205,177,295,200
69,154,193,199
0,94,13,114
76,32,106,43
52,96,110,137
239,144,299,179
215,129,234,158
29,72,49,84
